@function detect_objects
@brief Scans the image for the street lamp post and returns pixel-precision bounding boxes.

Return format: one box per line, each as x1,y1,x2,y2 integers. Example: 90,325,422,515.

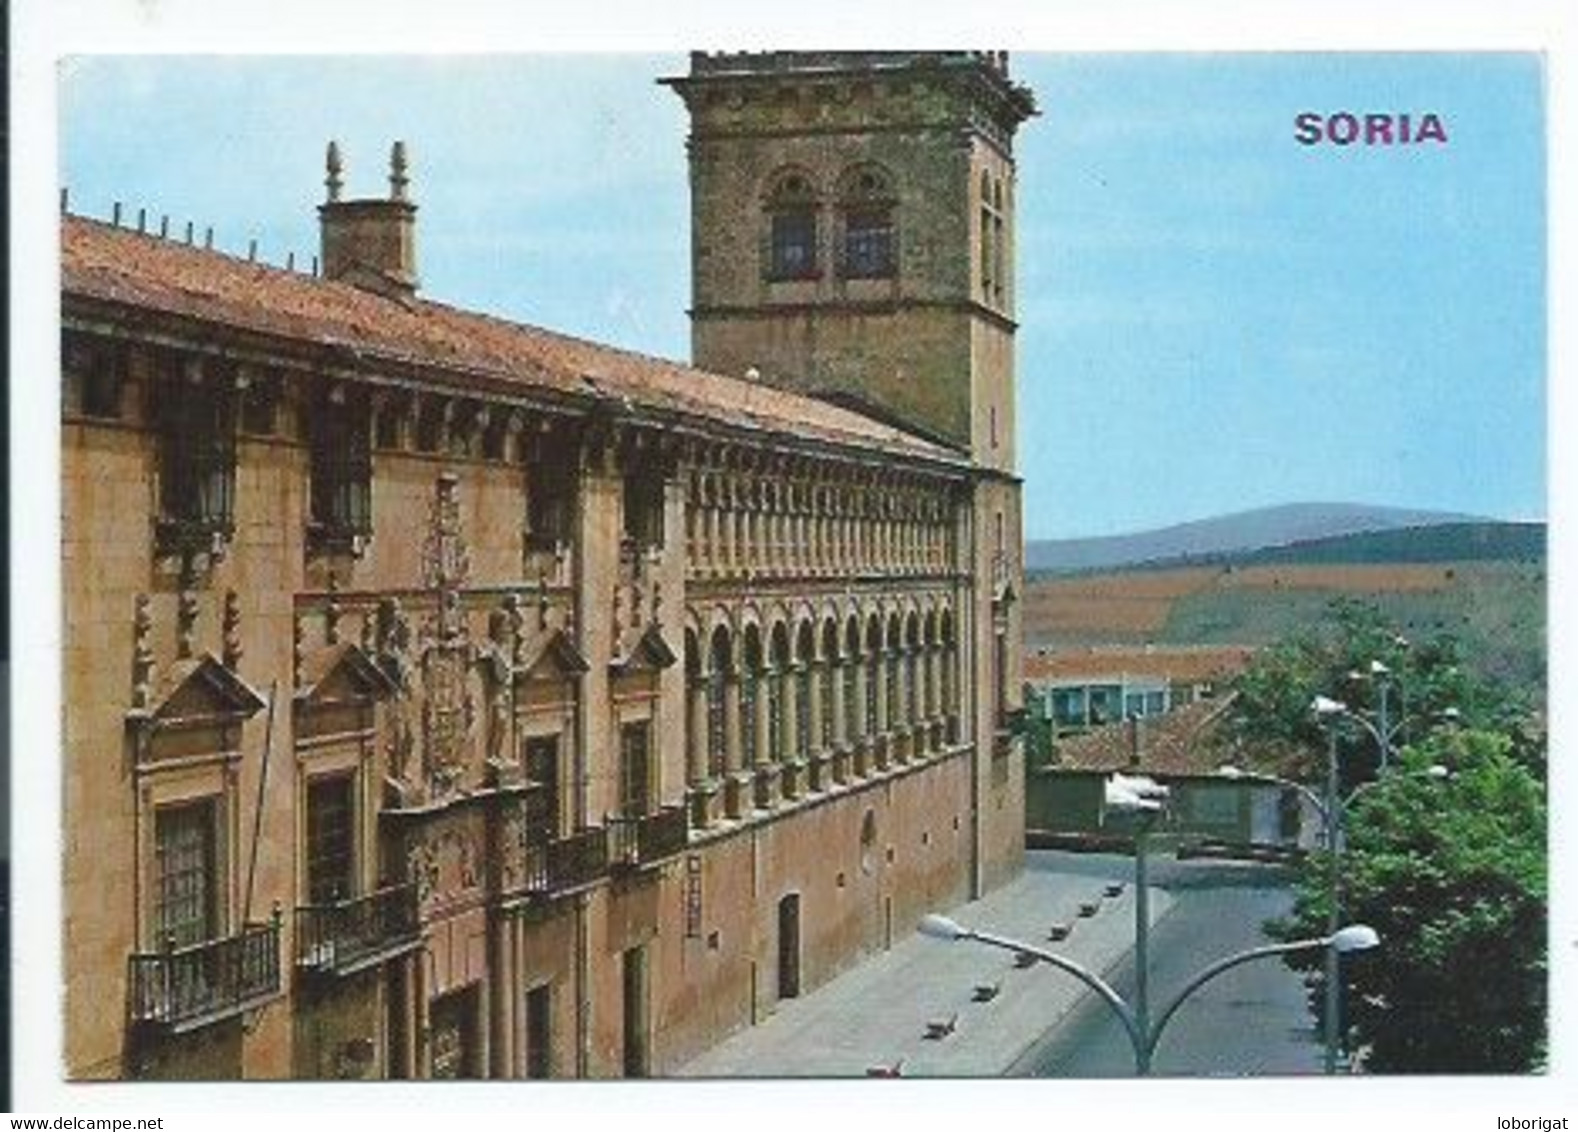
1344,660,1404,772
917,913,1381,1075
1312,695,1345,1074
1105,770,1168,1049
1217,718,1449,1075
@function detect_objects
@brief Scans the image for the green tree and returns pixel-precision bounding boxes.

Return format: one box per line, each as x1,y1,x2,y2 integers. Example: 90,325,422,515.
1022,683,1056,770
1271,730,1547,1072
1222,598,1540,787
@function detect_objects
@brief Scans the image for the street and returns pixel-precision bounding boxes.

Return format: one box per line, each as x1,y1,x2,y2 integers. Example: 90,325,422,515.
1015,850,1323,1077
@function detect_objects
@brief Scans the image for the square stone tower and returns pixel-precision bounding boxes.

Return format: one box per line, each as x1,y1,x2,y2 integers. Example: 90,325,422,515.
662,51,1036,474
666,52,1036,895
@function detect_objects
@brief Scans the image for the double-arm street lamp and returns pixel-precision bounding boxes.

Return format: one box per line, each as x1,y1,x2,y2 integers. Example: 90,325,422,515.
918,913,1381,1075
1343,657,1411,772
1218,697,1447,1074
922,769,1382,1075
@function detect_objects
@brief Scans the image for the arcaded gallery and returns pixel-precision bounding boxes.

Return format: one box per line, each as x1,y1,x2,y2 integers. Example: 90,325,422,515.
60,52,1033,1079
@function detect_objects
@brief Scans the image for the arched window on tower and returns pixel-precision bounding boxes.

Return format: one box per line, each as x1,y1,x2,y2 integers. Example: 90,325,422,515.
765,170,820,281
838,165,897,279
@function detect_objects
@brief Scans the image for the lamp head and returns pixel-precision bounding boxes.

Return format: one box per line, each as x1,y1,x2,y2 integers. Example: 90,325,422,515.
1311,695,1348,718
1215,764,1246,780
1370,660,1391,677
918,913,967,942
1106,772,1169,813
1330,924,1381,953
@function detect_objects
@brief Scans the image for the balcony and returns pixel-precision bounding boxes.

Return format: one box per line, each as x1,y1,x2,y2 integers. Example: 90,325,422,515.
512,826,610,900
128,919,282,1034
296,884,422,977
607,807,689,870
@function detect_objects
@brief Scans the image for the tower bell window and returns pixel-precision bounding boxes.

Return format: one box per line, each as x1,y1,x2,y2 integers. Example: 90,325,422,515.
838,166,897,279
765,172,820,281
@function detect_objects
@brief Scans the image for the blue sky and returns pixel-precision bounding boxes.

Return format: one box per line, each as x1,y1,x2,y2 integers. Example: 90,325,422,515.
59,53,1546,539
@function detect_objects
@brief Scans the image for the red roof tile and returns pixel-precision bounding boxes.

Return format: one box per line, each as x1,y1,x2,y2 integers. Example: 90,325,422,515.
1051,696,1238,776
61,216,966,466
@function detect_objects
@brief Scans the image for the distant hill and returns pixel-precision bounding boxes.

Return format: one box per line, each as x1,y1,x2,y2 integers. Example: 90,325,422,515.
1027,503,1488,574
1021,522,1547,691
1194,521,1545,569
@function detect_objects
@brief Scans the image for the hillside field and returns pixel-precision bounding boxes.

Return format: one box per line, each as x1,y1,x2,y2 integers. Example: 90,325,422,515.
1023,560,1545,689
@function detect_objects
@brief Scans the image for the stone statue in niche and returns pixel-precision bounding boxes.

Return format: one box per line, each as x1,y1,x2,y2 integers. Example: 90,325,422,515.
376,598,419,803
480,608,516,784
407,840,439,906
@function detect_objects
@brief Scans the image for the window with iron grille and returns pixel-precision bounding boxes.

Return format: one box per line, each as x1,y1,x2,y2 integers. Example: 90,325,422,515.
619,722,651,818
622,468,665,549
769,209,817,281
524,737,561,844
155,800,218,949
159,368,236,543
240,376,277,436
311,392,373,544
527,456,575,550
67,336,123,419
306,775,355,905
841,209,895,279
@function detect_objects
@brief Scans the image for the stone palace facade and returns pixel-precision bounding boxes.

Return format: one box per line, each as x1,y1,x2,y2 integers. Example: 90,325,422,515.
60,51,1033,1079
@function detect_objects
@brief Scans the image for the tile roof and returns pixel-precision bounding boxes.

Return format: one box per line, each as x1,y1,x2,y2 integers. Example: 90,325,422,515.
1050,696,1238,776
61,216,967,467
1024,644,1256,685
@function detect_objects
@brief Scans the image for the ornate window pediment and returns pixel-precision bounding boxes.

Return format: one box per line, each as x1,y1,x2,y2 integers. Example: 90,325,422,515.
295,642,400,709
517,628,591,683
611,624,678,679
130,652,266,732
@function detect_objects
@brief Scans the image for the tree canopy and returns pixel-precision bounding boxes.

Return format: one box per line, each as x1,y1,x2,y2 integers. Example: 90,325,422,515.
1271,729,1546,1072
1221,598,1542,789
1237,600,1547,1074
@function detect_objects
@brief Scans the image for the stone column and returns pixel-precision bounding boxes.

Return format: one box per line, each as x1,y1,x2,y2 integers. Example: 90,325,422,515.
686,680,707,786
401,952,420,1079
493,915,515,1076
414,957,431,1079
687,677,715,827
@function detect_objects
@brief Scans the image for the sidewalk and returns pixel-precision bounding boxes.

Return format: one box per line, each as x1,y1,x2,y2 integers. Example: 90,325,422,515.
676,862,1174,1078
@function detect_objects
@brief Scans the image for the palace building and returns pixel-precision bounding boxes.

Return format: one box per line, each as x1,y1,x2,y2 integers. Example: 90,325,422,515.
60,51,1034,1079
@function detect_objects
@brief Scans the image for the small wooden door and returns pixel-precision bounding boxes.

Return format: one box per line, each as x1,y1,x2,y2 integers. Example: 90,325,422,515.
778,894,801,1000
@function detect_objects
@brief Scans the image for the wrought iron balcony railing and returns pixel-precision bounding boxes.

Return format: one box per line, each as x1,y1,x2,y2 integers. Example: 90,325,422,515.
513,826,610,899
128,918,282,1033
607,806,689,870
296,883,422,977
